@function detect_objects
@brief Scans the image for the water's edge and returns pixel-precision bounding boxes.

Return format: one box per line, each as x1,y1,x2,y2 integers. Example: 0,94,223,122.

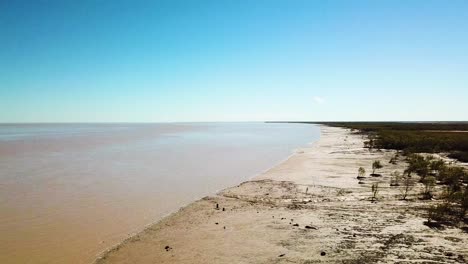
92,124,322,263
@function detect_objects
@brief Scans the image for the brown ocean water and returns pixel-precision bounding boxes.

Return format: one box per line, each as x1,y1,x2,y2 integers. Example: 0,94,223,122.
0,122,319,264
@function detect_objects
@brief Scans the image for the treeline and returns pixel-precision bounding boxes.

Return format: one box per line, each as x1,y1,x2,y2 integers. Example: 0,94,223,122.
315,122,468,132
374,130,468,155
317,122,468,162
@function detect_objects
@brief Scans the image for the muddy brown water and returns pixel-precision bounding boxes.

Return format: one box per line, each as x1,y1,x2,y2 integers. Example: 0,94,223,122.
0,123,319,263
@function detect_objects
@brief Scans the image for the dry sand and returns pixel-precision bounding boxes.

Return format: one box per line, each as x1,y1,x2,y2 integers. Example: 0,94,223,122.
95,126,468,264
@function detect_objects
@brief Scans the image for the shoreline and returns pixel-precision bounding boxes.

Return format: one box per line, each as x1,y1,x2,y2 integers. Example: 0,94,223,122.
94,125,468,264
91,125,321,263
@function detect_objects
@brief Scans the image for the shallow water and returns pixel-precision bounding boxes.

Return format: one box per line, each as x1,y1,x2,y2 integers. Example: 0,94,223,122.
0,122,319,263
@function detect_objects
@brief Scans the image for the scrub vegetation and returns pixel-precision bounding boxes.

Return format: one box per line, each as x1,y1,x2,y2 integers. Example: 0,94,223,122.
318,122,468,228
317,122,468,162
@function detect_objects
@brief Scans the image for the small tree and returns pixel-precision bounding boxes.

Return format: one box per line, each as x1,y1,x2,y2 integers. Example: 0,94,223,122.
389,153,399,165
357,167,366,179
439,166,466,194
364,139,375,149
426,203,452,225
390,171,401,186
430,159,446,175
421,176,436,199
371,183,379,202
372,160,383,175
447,184,468,219
404,167,414,178
401,174,415,200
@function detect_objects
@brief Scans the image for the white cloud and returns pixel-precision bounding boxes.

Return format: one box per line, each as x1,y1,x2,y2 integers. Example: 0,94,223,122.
313,96,325,104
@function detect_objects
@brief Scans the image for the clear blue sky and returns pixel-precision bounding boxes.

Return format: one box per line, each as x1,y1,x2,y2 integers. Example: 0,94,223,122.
1,0,467,122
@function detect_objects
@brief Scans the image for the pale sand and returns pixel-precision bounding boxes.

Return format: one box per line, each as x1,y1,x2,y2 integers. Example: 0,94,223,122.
95,126,468,264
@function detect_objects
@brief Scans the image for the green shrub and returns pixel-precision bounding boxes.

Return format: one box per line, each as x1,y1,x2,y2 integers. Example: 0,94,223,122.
427,203,454,224
372,160,383,175
400,174,415,200
405,154,430,180
357,167,366,178
421,176,436,199
439,166,466,193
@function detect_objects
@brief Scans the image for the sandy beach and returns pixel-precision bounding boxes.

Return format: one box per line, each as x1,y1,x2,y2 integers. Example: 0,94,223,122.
95,125,468,264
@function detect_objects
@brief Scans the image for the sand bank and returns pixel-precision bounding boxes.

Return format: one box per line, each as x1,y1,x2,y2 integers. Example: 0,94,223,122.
95,126,468,264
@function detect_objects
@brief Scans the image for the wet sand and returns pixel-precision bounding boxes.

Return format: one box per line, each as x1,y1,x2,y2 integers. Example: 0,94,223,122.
96,125,468,264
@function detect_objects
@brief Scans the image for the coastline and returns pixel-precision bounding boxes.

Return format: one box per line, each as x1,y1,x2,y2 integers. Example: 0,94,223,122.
90,126,318,263
90,125,319,263
94,125,468,264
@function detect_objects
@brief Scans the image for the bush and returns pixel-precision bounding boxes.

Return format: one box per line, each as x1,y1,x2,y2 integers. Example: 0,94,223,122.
429,159,446,176
439,166,466,193
421,176,436,199
357,167,366,179
427,203,455,224
445,185,468,219
405,154,430,180
390,171,401,186
400,174,415,200
372,160,383,175
389,153,400,164
371,183,379,201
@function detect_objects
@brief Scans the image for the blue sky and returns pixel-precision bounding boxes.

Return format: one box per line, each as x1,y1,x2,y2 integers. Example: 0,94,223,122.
1,0,467,122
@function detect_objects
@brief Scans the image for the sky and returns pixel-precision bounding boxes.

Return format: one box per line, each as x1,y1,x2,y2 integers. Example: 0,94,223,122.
1,0,467,122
